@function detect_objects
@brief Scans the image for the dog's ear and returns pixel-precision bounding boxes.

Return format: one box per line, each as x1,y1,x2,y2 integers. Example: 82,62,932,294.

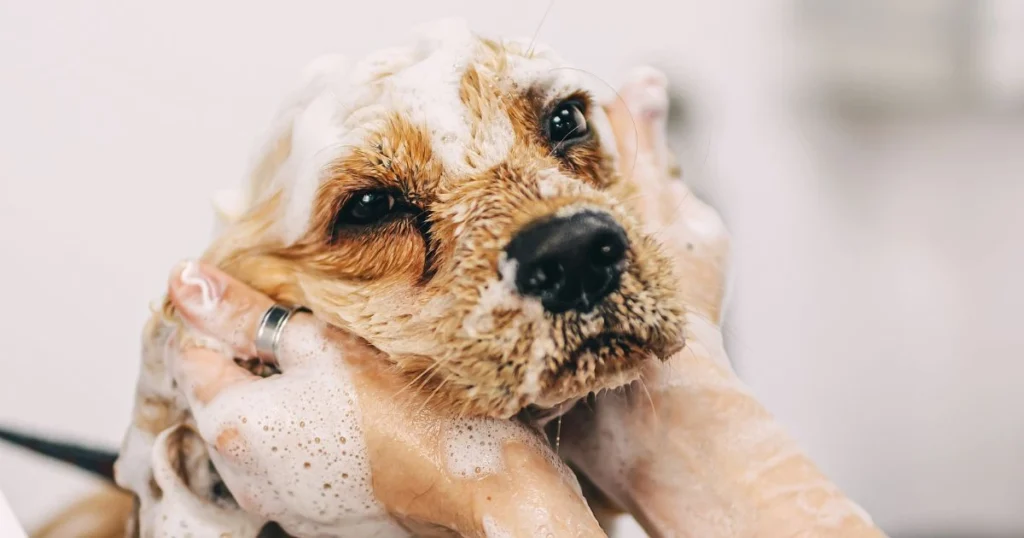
243,54,351,213
211,188,246,234
202,55,351,291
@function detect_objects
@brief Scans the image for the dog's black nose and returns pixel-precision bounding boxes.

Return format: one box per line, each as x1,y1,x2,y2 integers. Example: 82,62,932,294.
504,211,628,314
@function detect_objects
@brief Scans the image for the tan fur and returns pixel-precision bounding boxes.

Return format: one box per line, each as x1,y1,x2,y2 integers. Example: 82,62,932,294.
32,486,134,538
198,39,684,418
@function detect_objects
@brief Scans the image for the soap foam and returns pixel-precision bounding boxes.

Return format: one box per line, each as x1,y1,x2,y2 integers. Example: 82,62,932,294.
144,425,266,537
189,329,409,538
179,260,222,311
244,17,603,246
388,18,514,177
482,515,512,538
462,254,524,338
443,417,580,499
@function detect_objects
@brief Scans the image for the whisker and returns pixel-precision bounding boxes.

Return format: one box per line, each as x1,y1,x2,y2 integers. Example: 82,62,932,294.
526,0,557,58
648,188,695,239
677,301,750,361
392,359,443,401
418,377,449,416
636,376,660,432
555,122,585,147
554,414,563,454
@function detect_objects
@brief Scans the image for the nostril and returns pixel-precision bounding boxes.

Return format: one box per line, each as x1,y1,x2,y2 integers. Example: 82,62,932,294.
522,258,565,295
588,230,628,268
581,267,614,296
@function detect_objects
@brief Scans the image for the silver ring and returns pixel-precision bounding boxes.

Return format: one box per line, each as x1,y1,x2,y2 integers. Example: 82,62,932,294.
254,304,310,362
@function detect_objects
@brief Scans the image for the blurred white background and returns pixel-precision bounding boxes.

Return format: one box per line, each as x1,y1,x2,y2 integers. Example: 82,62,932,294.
1,1,1022,536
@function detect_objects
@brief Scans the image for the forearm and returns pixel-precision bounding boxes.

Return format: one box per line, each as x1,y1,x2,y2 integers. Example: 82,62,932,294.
368,434,605,538
592,316,886,538
468,442,607,538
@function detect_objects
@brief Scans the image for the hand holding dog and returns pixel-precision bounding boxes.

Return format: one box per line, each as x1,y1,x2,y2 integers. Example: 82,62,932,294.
554,71,888,538
167,260,605,538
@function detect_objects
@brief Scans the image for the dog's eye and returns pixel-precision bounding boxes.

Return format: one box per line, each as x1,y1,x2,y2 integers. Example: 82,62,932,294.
336,190,396,226
546,100,589,147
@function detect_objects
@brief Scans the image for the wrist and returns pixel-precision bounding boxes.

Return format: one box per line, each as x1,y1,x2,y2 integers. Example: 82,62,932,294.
461,442,605,538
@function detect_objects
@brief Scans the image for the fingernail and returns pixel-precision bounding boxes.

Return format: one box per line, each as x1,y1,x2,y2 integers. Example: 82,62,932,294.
170,260,190,282
172,260,223,312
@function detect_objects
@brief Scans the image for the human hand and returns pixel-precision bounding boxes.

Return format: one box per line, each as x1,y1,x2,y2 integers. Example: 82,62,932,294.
165,261,606,538
606,67,730,326
558,69,886,538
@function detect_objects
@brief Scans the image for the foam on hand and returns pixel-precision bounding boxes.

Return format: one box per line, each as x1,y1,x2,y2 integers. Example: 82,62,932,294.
187,319,410,538
443,417,581,499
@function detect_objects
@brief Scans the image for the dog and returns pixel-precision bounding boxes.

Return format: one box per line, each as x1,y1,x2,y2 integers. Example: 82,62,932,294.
7,18,686,537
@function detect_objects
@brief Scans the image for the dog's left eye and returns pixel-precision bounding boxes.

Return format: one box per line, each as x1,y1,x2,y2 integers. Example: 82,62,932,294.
336,190,397,226
546,100,589,148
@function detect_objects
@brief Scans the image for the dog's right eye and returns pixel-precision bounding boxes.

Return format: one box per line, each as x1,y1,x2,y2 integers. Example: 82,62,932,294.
335,190,397,227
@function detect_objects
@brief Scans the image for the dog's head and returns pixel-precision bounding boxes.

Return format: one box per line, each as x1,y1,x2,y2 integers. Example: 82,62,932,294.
207,19,684,417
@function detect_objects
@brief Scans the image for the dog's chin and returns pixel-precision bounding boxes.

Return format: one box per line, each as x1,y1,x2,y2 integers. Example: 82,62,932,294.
412,322,683,419
525,327,685,414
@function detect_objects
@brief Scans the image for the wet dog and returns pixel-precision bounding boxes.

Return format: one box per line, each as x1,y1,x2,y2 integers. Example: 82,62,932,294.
13,18,686,537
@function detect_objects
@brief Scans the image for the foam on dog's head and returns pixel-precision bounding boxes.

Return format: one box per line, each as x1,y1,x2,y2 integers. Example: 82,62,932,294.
207,18,684,417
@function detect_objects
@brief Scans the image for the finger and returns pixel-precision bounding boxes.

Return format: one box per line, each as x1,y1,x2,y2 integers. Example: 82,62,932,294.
620,66,671,171
607,67,673,178
173,342,258,406
168,260,277,359
604,96,639,180
148,425,266,534
169,260,351,371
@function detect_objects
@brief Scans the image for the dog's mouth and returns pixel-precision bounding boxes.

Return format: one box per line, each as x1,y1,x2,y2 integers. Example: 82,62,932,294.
523,324,680,413
570,332,645,363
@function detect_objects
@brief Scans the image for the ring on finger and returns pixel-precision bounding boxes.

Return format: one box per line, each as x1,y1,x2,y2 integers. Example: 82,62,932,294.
254,304,311,363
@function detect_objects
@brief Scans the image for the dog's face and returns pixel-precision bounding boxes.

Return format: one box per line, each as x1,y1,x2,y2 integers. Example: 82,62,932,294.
210,19,684,417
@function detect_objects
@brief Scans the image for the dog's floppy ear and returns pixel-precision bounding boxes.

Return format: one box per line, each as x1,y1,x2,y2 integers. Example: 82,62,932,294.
241,53,351,214
203,55,352,292
211,188,246,233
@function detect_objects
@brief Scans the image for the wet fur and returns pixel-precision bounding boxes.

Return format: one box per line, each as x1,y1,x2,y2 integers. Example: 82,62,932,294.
37,22,685,537
196,37,684,418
